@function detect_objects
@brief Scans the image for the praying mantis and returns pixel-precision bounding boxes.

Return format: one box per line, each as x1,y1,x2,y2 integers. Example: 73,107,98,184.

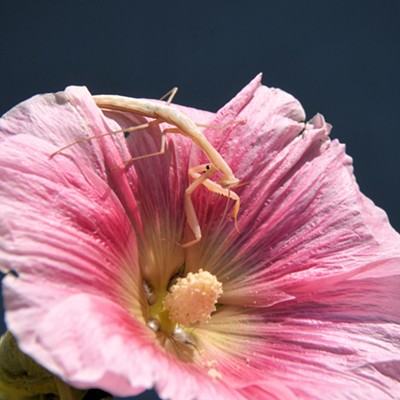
50,88,241,247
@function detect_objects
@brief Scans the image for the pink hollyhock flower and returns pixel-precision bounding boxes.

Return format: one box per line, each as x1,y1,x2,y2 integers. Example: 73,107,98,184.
1,75,400,400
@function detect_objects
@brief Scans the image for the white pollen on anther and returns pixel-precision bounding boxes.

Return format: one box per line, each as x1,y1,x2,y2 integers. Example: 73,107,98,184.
163,269,223,326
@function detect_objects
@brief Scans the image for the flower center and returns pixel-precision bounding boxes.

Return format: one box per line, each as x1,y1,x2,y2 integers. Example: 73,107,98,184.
163,269,223,326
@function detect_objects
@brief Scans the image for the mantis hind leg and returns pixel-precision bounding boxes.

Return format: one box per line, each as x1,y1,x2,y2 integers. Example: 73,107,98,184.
115,127,181,169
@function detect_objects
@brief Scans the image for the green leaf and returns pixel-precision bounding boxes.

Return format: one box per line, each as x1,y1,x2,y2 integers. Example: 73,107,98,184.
0,332,87,400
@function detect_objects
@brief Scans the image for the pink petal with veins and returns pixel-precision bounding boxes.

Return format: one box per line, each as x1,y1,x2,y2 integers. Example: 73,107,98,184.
1,76,399,399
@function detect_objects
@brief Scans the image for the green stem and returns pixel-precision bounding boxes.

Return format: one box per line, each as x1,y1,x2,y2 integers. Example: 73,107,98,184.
55,378,77,400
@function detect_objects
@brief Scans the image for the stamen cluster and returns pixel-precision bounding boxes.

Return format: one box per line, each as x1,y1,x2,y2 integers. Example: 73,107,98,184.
163,269,223,326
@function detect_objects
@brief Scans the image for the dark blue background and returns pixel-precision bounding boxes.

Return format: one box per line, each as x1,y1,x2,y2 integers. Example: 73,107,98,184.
1,2,399,399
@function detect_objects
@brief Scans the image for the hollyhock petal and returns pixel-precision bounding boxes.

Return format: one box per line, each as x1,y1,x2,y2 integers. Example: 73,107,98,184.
250,271,400,398
0,134,138,281
0,134,146,391
184,80,400,310
1,77,400,399
194,267,400,398
0,87,109,177
0,88,239,398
